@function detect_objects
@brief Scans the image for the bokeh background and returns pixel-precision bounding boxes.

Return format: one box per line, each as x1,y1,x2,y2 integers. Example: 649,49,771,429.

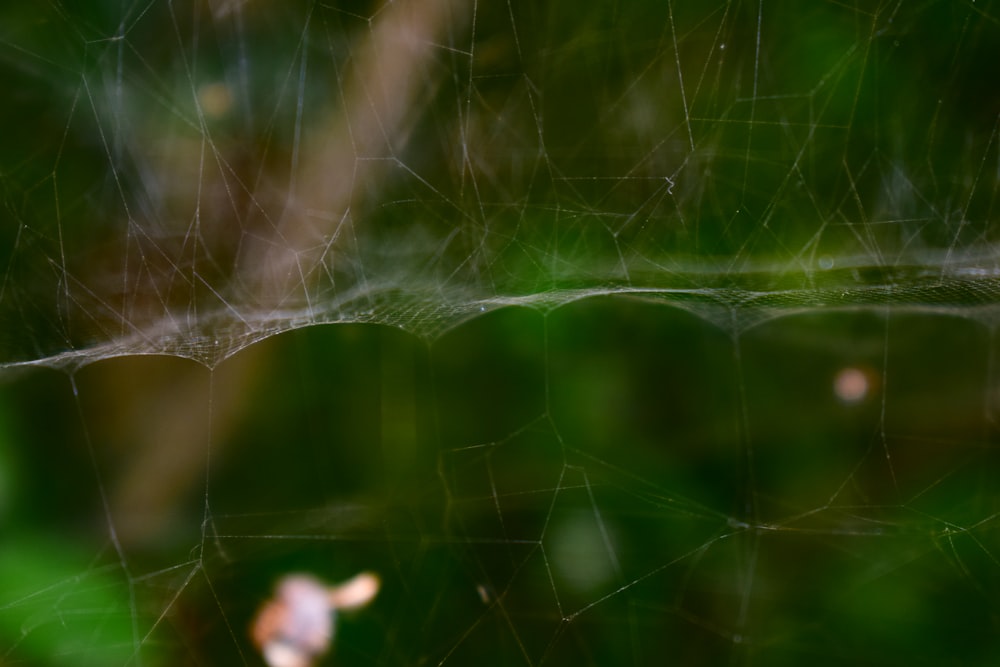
2,1,1000,665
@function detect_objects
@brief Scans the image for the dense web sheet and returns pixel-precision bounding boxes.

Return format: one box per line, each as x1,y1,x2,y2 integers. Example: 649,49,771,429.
2,0,1000,665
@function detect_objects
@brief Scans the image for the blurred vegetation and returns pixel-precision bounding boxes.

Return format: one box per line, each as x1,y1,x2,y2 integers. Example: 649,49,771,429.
1,0,1000,665
2,305,1000,665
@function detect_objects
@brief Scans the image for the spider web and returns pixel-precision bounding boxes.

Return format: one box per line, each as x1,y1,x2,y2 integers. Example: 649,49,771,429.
2,0,1000,664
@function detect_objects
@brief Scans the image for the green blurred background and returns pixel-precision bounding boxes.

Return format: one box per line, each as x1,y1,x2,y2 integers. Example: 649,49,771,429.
2,0,1000,665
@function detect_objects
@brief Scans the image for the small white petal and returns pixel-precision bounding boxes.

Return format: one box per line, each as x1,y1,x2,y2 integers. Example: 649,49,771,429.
328,572,381,611
263,641,312,667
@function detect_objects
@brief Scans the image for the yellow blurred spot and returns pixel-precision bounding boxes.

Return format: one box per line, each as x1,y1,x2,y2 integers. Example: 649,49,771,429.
198,82,233,119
